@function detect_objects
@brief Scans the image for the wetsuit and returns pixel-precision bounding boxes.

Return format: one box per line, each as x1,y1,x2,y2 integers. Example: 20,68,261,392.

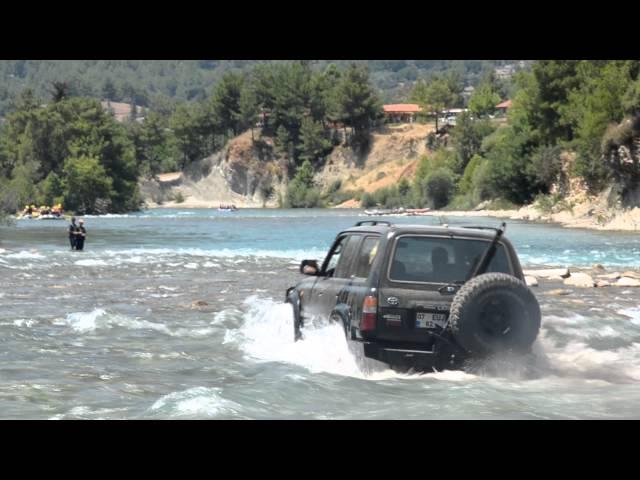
69,223,78,250
76,226,86,251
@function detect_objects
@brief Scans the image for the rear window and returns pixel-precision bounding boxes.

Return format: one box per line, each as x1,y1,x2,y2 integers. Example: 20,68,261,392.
388,235,511,284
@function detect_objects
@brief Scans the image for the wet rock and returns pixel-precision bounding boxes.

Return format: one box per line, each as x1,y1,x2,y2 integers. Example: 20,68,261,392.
592,264,605,271
621,271,640,280
548,276,565,282
191,300,209,308
563,273,595,288
546,289,572,296
523,268,570,279
525,276,538,287
595,280,611,288
599,272,622,280
616,277,640,287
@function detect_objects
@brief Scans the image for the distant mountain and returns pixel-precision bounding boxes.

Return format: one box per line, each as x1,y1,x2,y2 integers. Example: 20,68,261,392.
0,60,530,115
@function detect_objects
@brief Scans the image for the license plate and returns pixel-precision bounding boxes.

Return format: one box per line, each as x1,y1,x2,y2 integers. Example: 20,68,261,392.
416,312,447,329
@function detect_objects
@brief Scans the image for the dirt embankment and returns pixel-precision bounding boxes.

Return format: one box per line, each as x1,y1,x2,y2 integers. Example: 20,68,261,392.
140,130,287,208
141,123,434,209
318,123,434,203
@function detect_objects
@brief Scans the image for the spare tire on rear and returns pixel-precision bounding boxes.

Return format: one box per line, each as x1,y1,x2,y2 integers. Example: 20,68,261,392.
448,273,540,355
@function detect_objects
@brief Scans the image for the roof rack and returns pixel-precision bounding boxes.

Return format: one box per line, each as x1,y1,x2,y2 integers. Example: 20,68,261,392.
460,223,507,233
354,220,392,227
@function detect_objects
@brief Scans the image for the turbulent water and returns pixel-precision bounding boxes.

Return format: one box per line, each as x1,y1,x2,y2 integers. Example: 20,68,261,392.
1,208,640,419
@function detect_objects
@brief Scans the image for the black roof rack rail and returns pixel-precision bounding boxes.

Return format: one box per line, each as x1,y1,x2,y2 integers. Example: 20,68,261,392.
355,220,392,227
460,223,507,233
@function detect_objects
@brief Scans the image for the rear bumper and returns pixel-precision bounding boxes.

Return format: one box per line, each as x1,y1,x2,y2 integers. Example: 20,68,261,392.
363,341,464,371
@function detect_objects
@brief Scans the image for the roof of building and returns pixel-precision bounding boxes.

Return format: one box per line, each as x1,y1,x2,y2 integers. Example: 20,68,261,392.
100,101,140,121
495,100,513,109
383,104,422,114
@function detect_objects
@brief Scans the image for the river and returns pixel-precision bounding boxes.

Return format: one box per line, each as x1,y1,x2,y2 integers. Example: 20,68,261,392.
1,208,639,419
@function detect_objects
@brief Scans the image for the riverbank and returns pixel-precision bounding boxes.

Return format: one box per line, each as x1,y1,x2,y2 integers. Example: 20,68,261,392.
419,202,640,232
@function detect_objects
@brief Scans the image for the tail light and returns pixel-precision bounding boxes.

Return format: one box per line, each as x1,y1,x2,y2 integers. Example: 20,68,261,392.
361,295,377,331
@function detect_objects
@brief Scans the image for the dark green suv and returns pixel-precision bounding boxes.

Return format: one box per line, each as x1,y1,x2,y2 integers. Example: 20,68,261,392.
286,221,540,371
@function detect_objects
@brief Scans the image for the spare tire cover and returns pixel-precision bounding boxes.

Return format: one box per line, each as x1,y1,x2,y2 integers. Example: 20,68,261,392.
448,273,541,355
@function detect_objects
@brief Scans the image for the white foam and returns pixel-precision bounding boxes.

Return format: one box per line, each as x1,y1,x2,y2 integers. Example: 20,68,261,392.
538,329,640,383
149,387,241,418
5,251,45,260
13,319,36,328
231,296,396,379
74,259,108,267
619,307,640,325
543,313,631,339
58,309,171,335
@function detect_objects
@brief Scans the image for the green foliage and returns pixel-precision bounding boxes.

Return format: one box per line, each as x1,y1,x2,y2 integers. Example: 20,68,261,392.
63,156,114,213
169,103,211,170
0,96,141,214
322,179,358,206
414,149,457,181
468,82,501,117
285,160,323,208
173,191,185,203
208,72,244,137
565,61,633,190
458,154,485,195
334,64,382,153
531,60,581,143
41,171,64,205
481,125,542,204
451,112,495,174
411,73,463,130
416,168,456,209
529,145,563,191
298,117,331,165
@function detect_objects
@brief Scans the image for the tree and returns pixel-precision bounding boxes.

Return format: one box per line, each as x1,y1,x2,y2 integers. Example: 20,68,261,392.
334,64,382,152
424,168,455,209
102,78,118,100
62,155,114,214
411,75,459,132
209,72,244,137
239,83,259,140
49,81,70,103
565,61,633,190
298,117,331,165
285,159,322,207
451,112,495,174
531,60,581,142
468,82,501,118
170,104,208,169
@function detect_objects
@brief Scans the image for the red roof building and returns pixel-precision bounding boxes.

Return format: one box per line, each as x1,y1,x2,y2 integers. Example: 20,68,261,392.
495,99,513,110
383,104,423,123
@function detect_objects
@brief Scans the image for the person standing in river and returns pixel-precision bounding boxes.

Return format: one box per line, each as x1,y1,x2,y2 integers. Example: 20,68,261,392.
68,217,79,250
75,219,87,251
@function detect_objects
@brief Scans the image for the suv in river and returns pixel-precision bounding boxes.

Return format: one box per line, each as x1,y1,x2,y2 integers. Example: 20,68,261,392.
286,221,540,371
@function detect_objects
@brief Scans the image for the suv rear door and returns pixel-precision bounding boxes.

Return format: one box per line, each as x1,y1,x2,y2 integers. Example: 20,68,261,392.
376,234,514,343
338,235,380,334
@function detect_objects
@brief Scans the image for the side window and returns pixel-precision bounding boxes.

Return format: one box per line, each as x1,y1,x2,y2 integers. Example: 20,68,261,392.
334,235,361,278
324,236,348,275
354,236,380,278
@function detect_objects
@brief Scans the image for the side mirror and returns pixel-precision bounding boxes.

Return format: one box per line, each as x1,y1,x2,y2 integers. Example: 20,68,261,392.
300,259,319,276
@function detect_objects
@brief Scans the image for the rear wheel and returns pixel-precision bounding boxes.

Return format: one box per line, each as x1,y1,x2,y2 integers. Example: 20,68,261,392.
448,273,541,355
